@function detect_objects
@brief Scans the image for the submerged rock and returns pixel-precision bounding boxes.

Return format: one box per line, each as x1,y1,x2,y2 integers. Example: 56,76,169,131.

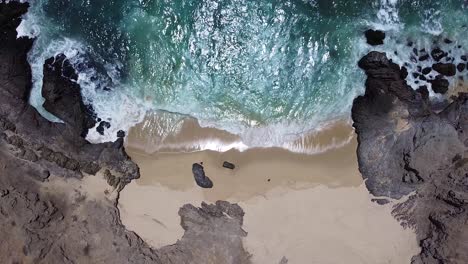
192,163,214,188
457,63,466,72
364,29,385,46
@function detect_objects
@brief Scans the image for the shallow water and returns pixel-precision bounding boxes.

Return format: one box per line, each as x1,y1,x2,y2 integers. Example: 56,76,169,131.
18,0,468,148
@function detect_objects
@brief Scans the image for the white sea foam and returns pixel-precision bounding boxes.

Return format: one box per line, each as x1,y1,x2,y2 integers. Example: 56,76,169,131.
17,0,465,154
375,0,401,30
421,9,443,35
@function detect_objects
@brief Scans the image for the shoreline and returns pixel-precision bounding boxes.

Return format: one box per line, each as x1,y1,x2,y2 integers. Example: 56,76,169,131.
126,110,355,155
119,120,421,263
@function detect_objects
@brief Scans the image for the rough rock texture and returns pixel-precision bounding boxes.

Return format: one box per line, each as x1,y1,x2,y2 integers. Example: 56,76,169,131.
432,63,457,77
159,201,251,264
0,2,251,263
353,51,468,263
42,54,97,137
192,163,214,188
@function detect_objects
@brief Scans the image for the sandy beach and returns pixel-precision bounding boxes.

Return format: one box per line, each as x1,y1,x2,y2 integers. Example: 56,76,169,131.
117,113,420,264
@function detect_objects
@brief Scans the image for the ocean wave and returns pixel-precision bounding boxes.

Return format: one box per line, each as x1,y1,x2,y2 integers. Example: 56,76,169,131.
18,0,468,152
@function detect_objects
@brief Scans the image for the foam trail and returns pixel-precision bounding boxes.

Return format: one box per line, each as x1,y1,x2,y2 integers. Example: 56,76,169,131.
421,9,443,35
376,0,400,30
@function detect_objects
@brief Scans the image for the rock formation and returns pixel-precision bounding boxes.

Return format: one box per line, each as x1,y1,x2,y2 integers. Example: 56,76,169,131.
353,51,468,263
365,29,386,46
42,54,97,137
192,163,214,188
0,2,251,263
2,2,467,264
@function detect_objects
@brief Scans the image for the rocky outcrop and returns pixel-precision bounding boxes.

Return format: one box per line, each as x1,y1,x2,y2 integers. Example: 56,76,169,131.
0,2,250,264
0,1,33,101
159,201,250,264
42,54,96,137
353,51,468,263
365,29,386,46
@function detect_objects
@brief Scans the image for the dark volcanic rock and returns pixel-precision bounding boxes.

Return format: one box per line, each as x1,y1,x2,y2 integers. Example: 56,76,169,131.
417,86,429,100
364,29,385,46
96,120,111,135
429,77,450,94
400,66,408,79
422,67,432,75
117,130,125,138
432,62,456,77
42,54,96,137
192,163,214,188
0,3,251,264
457,63,466,72
353,51,468,263
431,48,447,62
444,38,453,44
223,161,236,170
0,2,33,101
419,54,430,61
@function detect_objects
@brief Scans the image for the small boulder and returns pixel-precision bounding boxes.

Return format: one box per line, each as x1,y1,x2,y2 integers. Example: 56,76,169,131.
117,130,125,138
222,161,235,170
432,63,456,76
461,55,467,61
418,54,430,61
457,63,466,72
429,77,450,94
192,163,213,188
422,67,432,75
364,29,385,46
96,121,111,135
431,48,447,62
444,38,453,44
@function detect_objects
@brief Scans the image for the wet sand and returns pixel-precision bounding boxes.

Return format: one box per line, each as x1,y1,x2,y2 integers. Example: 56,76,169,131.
118,114,420,263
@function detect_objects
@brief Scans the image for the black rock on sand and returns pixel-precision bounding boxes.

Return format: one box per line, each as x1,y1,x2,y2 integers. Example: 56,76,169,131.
192,163,214,188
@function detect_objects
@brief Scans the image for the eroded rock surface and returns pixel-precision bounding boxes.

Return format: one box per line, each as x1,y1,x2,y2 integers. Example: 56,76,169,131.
42,54,97,137
0,2,251,263
353,51,468,263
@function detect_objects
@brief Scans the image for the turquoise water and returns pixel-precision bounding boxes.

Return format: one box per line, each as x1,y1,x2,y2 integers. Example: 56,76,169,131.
18,0,468,148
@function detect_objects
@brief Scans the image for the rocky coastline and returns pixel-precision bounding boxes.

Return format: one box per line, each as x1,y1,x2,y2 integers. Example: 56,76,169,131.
353,51,468,263
0,2,250,263
0,1,467,264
